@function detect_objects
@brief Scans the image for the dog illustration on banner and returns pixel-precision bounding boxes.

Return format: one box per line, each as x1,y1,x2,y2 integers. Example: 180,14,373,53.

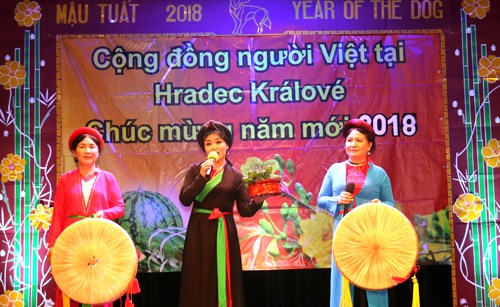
230,0,272,34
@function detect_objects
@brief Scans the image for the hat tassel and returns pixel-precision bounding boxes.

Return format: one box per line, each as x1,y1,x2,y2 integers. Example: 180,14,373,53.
411,275,420,307
340,275,353,307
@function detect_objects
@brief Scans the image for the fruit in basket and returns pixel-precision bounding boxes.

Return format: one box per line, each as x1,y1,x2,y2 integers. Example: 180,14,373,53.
240,157,281,197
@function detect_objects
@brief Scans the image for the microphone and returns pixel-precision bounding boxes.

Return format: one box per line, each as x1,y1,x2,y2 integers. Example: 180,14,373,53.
343,182,355,216
345,182,355,194
205,151,219,177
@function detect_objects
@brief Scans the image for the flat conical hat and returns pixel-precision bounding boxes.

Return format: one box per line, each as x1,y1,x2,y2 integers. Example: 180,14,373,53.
333,203,418,290
51,218,138,304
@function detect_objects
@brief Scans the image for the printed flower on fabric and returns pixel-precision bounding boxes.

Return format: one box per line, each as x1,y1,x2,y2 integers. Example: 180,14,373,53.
481,138,500,168
488,277,500,305
14,0,42,27
29,204,53,231
452,193,483,223
298,209,333,267
0,61,26,90
461,0,490,19
1,153,27,182
478,55,500,83
0,289,24,307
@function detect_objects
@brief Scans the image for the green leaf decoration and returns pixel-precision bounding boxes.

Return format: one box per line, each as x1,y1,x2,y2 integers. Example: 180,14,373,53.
240,156,281,185
285,158,296,176
274,154,285,171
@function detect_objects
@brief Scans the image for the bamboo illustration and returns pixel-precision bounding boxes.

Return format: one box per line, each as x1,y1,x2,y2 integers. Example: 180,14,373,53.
470,24,486,305
458,9,499,305
22,29,32,307
8,22,43,307
479,42,498,303
13,47,22,294
0,3,54,305
31,21,41,306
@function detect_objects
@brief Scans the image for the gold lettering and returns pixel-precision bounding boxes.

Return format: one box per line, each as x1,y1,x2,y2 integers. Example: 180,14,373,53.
371,0,402,19
411,0,443,19
292,0,335,20
98,2,139,24
56,4,67,24
344,0,363,20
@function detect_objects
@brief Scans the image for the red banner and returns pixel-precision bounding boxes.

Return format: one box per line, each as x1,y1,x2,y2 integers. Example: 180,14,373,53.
58,33,447,271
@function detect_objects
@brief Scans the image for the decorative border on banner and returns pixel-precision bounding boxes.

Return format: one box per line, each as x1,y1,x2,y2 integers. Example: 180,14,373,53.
56,35,62,183
439,29,457,306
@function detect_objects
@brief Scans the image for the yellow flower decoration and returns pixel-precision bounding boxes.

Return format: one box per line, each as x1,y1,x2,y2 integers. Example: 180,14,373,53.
478,55,500,83
14,0,42,27
1,153,27,182
488,277,500,306
298,209,334,267
488,277,500,305
481,138,500,168
0,61,26,90
452,193,483,223
29,204,53,231
461,0,490,19
0,289,24,307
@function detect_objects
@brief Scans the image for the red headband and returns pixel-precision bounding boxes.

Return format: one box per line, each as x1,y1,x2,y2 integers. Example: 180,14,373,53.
68,127,104,151
342,119,375,138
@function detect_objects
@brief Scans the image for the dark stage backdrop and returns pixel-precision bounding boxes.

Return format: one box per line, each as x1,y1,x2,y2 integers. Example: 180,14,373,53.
116,266,452,307
0,1,499,306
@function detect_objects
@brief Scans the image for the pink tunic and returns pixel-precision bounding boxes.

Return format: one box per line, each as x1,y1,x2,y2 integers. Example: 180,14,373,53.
49,168,125,307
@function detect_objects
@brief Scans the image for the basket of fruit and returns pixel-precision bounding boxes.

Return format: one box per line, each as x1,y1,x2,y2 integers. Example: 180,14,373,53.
241,157,282,198
247,177,282,197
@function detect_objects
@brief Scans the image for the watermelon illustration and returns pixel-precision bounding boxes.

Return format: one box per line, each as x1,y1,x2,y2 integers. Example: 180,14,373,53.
116,187,186,272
